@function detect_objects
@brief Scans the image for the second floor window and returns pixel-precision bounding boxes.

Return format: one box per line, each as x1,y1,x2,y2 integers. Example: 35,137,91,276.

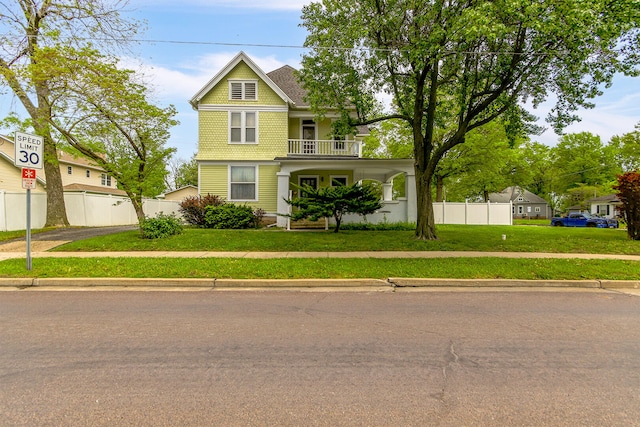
101,173,112,187
229,81,257,100
229,111,257,144
86,170,91,178
67,166,72,175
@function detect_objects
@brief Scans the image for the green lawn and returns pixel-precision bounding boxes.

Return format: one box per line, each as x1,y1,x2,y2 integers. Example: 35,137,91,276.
1,257,639,280
2,225,638,280
50,225,637,255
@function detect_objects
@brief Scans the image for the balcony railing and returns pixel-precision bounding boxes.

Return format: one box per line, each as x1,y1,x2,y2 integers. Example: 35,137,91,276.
288,139,361,157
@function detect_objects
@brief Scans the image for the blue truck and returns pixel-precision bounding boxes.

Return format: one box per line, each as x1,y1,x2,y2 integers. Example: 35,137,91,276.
550,212,619,228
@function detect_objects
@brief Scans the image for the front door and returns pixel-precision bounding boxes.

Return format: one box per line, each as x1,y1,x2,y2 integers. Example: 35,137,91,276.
302,120,316,154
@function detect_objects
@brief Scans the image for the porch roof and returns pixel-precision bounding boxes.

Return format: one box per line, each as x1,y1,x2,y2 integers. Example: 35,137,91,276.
275,157,414,182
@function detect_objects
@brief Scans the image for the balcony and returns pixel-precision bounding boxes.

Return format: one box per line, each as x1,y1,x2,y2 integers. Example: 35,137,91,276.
288,139,361,157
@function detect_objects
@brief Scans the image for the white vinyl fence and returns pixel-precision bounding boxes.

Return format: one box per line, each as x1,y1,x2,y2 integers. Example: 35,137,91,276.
329,199,512,227
432,201,513,225
0,191,181,231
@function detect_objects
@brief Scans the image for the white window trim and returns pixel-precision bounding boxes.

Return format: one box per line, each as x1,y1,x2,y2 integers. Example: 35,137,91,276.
229,111,258,144
228,164,258,202
228,80,258,101
101,173,112,187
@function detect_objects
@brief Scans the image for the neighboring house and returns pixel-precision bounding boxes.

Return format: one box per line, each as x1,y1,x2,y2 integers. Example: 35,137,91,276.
587,194,621,219
0,134,122,194
190,52,416,227
162,185,198,201
489,186,551,219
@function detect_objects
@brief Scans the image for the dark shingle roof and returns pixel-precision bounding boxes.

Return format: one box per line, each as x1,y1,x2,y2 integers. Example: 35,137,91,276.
588,194,620,203
489,186,547,204
267,65,308,107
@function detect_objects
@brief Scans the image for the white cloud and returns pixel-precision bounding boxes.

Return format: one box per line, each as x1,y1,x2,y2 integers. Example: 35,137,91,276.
121,52,292,101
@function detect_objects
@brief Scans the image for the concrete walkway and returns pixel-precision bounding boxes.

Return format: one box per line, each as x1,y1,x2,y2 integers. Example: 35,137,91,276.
2,249,640,261
1,248,639,293
1,228,639,292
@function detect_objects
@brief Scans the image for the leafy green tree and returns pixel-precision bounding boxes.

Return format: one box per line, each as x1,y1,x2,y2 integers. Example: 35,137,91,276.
436,121,528,202
519,141,553,197
299,0,640,240
609,124,640,173
47,49,177,225
0,0,139,227
175,155,199,189
549,132,619,198
285,182,383,233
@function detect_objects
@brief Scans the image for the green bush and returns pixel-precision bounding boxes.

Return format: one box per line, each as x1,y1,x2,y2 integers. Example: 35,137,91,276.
140,213,184,239
204,204,258,229
179,194,225,226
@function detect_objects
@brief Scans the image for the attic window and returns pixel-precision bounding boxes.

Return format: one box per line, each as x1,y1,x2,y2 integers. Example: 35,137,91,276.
230,81,257,100
516,196,524,202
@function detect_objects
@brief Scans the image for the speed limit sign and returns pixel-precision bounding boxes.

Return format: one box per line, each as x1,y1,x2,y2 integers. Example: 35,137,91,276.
14,131,44,169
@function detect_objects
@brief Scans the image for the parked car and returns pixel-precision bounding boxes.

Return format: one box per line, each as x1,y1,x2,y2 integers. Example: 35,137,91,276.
550,212,619,228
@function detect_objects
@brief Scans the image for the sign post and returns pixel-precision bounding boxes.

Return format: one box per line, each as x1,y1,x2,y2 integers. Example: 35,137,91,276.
14,132,44,271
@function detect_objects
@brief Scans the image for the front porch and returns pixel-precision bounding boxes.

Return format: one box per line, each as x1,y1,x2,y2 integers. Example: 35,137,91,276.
275,158,416,228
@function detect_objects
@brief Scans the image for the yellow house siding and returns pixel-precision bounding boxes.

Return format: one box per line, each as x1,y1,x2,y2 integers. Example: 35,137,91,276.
257,165,279,212
199,62,286,107
199,164,228,198
0,160,46,192
199,163,280,213
197,111,288,161
196,111,226,160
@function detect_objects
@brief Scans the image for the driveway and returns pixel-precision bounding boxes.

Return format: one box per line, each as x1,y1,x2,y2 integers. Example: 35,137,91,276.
0,225,138,252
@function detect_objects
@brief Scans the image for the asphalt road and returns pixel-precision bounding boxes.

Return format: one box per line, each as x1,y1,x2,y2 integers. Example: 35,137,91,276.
1,290,639,426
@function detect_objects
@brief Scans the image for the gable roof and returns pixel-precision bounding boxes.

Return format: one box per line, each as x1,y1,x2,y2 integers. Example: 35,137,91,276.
189,51,294,108
489,186,548,204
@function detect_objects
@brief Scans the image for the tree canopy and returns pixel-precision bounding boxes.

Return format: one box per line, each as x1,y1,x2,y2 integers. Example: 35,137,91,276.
47,48,177,223
0,0,141,226
299,0,640,239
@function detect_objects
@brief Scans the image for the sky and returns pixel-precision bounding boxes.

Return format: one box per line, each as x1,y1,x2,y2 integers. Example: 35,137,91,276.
1,0,639,161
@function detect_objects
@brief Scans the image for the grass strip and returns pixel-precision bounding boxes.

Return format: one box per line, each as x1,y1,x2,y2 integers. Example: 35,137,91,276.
1,257,639,280
50,226,638,255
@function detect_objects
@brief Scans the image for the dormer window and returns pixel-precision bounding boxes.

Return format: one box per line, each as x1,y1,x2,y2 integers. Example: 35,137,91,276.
229,81,257,100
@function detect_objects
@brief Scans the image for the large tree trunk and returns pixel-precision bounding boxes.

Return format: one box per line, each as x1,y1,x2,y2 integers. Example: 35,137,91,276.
130,195,146,227
40,132,69,228
414,169,438,240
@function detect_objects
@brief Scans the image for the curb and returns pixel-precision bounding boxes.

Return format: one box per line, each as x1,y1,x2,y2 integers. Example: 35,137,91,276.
389,278,602,288
1,277,639,290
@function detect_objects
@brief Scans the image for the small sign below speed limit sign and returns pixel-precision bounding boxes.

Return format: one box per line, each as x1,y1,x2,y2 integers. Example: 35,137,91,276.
14,131,44,169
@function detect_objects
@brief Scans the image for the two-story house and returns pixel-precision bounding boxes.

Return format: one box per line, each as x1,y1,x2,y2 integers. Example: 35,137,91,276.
190,52,416,227
0,134,124,195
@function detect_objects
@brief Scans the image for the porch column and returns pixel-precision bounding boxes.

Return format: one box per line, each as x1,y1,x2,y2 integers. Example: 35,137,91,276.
405,172,417,223
382,182,393,201
276,171,291,228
